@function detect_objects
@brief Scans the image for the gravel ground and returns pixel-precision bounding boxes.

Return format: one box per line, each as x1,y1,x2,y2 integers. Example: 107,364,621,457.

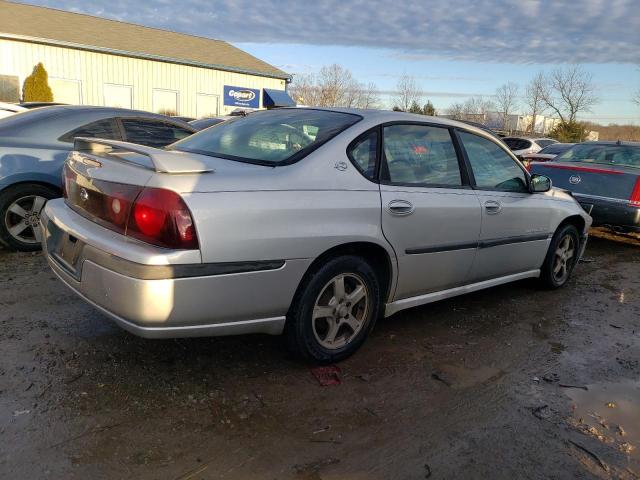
0,229,639,479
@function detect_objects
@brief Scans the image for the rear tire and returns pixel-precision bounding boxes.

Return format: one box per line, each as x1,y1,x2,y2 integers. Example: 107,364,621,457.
0,183,58,252
539,224,580,289
285,255,381,364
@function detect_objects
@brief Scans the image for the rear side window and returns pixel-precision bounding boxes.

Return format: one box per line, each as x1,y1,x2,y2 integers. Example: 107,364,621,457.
503,138,532,151
348,130,378,181
59,118,120,143
381,124,462,186
121,119,193,147
459,131,528,192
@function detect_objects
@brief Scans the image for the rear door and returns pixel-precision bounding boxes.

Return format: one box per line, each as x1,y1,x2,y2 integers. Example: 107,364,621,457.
377,123,482,300
457,130,552,282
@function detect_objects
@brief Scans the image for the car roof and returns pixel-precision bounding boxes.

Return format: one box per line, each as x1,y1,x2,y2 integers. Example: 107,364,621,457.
281,107,499,139
0,105,195,138
579,140,640,147
503,136,554,141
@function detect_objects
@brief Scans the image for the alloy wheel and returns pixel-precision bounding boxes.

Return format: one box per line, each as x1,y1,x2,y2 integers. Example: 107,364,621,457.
312,273,370,350
4,195,47,245
552,234,575,283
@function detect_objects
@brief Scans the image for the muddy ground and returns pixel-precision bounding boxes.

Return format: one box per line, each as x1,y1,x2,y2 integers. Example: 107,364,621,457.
1,229,639,479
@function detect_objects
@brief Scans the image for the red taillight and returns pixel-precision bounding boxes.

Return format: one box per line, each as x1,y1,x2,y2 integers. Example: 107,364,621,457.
630,177,640,208
62,163,77,199
64,166,198,249
128,187,198,249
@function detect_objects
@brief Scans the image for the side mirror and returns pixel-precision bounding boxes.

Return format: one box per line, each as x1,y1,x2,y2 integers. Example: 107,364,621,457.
530,174,552,193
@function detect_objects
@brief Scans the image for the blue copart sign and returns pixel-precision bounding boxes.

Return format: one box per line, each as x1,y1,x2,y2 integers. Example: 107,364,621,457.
223,85,260,108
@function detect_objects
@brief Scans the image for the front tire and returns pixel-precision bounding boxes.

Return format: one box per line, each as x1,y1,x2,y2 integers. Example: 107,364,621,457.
539,224,580,289
286,255,381,363
0,184,58,252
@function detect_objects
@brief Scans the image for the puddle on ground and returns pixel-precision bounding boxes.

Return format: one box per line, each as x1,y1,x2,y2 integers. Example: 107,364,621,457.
567,380,640,460
432,364,504,389
531,318,553,340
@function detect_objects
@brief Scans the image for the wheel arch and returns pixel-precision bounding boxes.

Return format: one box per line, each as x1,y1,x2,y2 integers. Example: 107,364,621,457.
556,214,587,237
291,241,397,309
0,179,62,196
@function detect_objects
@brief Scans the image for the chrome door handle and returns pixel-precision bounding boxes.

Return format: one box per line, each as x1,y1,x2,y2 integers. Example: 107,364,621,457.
387,200,415,216
483,200,502,214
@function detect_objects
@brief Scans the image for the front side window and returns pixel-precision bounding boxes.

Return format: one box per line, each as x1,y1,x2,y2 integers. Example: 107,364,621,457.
459,131,528,192
59,118,120,143
121,119,193,147
554,144,640,168
348,130,378,181
381,124,462,186
170,109,361,166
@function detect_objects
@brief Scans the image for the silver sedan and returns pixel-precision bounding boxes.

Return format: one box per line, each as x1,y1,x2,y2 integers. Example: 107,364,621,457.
41,108,592,362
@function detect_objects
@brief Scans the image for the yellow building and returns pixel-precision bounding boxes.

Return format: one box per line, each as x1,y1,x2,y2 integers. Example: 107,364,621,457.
0,1,290,117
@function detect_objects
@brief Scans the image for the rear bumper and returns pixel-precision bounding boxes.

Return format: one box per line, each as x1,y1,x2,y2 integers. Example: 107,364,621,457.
41,200,311,338
574,194,640,233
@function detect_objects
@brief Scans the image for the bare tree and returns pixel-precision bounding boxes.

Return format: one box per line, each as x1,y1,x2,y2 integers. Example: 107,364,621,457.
316,64,356,106
288,65,380,109
394,74,422,111
351,82,380,109
634,89,640,107
288,73,319,106
462,96,495,123
446,102,464,120
540,66,598,124
524,72,547,133
495,82,519,130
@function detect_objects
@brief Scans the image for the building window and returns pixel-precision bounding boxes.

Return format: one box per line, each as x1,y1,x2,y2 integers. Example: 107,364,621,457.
50,78,82,104
152,88,178,116
196,93,219,118
103,84,132,109
0,75,20,102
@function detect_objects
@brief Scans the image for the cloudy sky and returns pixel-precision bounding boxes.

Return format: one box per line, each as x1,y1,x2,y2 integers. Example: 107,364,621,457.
18,0,640,123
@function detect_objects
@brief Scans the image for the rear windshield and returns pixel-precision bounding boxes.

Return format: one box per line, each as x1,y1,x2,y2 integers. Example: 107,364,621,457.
554,144,640,168
170,109,361,166
503,138,532,151
535,139,557,148
538,143,573,155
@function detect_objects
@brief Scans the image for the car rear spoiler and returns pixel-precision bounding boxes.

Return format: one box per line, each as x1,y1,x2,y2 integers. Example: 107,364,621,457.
73,137,214,174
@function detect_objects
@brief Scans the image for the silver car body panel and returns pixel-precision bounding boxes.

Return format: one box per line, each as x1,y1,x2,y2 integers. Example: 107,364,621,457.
42,108,591,338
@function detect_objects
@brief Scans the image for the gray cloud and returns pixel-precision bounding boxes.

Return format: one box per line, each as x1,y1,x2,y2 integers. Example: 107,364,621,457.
18,0,640,63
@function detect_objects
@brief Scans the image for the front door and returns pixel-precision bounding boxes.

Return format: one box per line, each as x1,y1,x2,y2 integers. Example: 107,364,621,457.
378,123,482,300
456,130,552,282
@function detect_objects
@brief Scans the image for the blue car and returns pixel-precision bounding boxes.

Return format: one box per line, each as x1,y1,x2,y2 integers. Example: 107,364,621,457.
0,106,196,251
530,141,640,234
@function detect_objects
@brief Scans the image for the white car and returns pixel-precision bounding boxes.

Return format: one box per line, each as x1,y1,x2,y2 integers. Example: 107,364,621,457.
502,137,558,158
0,102,27,119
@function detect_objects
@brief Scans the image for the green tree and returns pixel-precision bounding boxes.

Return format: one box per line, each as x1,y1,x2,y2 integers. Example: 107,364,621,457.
550,121,589,142
408,100,423,114
422,100,436,116
22,63,53,102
